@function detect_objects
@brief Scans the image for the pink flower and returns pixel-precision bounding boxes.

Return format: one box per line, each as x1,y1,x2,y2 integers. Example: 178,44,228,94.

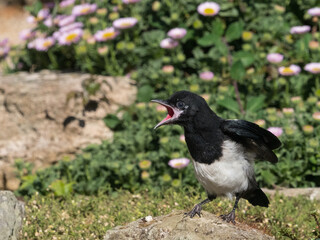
19,29,36,40
197,2,220,16
37,8,50,21
34,37,55,51
27,15,37,24
59,0,75,8
59,22,84,33
179,135,185,143
58,15,76,27
58,28,83,45
122,0,141,4
199,71,214,81
266,53,284,63
167,28,187,39
278,65,301,76
44,16,53,27
72,4,97,16
168,158,190,169
304,63,320,74
267,127,283,137
162,65,174,73
160,38,178,49
0,38,10,58
113,17,138,29
290,25,311,34
94,27,120,42
308,7,320,16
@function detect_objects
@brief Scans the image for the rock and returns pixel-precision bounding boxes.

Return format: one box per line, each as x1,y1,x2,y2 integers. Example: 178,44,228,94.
104,210,274,240
0,71,137,190
262,187,320,201
0,191,25,240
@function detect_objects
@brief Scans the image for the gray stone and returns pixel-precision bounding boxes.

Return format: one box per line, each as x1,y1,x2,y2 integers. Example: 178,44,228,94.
0,191,24,240
0,71,136,190
104,210,274,240
262,187,320,201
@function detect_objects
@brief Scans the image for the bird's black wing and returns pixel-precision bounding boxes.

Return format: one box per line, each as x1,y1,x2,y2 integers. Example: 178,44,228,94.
220,119,281,163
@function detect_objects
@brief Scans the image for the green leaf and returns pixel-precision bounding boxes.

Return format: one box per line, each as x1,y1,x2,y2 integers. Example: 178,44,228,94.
233,51,255,67
50,180,74,197
246,95,265,113
197,33,217,47
137,85,154,102
103,114,121,130
225,21,243,42
211,19,224,37
260,170,276,186
142,30,166,46
217,97,240,114
230,60,245,81
219,8,239,17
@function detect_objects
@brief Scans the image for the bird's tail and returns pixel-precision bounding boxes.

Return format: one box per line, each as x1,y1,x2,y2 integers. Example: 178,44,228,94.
244,188,269,207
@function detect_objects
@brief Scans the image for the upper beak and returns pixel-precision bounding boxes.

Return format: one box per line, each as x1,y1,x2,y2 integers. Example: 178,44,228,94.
151,99,176,129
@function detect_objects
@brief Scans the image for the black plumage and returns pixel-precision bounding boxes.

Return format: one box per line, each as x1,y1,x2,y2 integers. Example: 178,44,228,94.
152,91,281,223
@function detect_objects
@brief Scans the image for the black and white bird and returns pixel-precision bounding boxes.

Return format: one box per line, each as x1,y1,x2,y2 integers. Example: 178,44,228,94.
152,91,281,224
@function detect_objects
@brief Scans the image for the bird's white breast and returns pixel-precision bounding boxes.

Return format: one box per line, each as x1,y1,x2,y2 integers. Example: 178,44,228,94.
192,140,255,198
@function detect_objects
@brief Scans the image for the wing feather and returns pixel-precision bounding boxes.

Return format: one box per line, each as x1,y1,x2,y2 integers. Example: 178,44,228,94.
220,120,281,163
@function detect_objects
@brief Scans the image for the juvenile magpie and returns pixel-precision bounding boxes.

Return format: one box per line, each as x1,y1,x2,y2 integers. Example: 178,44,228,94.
152,91,281,224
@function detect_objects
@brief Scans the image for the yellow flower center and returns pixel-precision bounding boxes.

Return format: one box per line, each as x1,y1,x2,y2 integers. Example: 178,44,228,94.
80,7,90,14
66,33,78,42
43,41,52,48
103,32,115,39
312,67,320,72
282,67,294,74
120,22,132,27
204,8,215,15
173,162,184,167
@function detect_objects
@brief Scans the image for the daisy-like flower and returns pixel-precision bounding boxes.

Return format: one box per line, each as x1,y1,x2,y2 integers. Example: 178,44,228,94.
123,0,141,4
312,112,320,122
27,15,37,24
197,2,220,16
19,29,36,41
168,158,190,169
72,3,97,16
167,28,187,39
308,7,320,16
199,71,214,81
44,16,53,27
139,160,152,170
34,37,55,51
58,28,83,45
291,96,302,104
282,108,294,117
303,125,314,134
59,15,76,27
304,63,320,74
290,25,311,34
97,46,109,55
162,65,174,73
179,135,186,143
113,17,138,29
37,8,50,21
94,27,120,42
267,127,283,137
278,65,301,76
266,53,284,63
27,39,36,49
160,38,178,49
60,0,75,8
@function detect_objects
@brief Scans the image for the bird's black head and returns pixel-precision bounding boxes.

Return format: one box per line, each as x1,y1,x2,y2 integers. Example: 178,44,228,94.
151,91,212,129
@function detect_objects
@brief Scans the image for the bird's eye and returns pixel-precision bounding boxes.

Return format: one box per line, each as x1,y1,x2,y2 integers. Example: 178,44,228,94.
176,101,185,109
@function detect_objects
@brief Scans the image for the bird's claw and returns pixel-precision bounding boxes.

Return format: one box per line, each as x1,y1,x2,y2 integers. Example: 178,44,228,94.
184,204,202,218
220,211,236,224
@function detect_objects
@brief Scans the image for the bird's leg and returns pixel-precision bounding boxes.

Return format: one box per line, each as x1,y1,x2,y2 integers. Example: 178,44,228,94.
184,195,215,218
220,194,240,224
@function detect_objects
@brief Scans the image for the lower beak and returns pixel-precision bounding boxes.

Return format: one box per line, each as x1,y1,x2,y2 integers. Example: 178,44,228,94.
151,99,176,129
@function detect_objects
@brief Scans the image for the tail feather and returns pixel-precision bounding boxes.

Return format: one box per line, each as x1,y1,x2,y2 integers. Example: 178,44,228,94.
244,188,269,207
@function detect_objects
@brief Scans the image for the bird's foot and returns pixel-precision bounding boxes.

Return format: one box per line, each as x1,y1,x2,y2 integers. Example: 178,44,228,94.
184,204,202,218
220,210,236,224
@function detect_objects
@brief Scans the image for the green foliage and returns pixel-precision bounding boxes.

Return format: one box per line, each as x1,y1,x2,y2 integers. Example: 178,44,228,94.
22,188,320,239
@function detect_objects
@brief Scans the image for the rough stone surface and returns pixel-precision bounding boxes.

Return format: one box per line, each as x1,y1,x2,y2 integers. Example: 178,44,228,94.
0,191,24,240
262,187,320,201
104,210,274,240
0,71,136,190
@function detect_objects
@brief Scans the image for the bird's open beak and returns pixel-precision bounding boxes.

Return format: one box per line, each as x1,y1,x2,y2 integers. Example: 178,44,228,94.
151,99,182,129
